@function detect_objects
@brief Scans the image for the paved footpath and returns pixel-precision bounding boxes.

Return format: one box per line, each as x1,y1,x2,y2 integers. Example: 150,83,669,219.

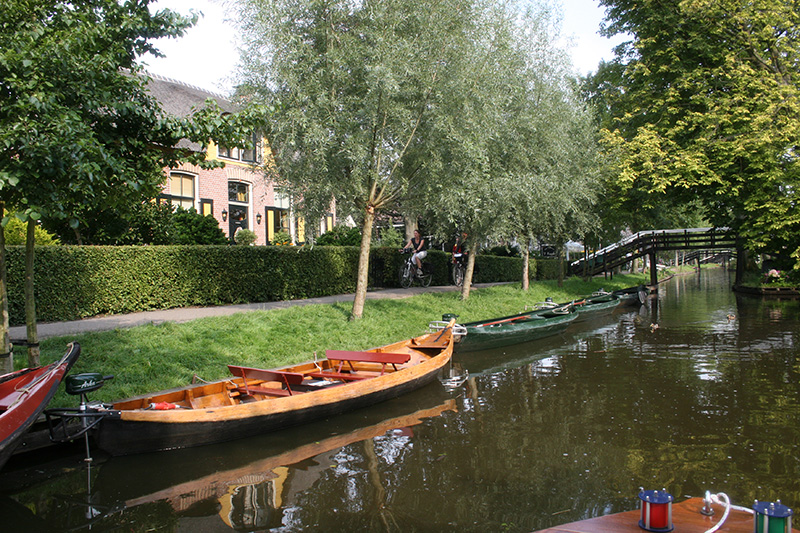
10,284,500,340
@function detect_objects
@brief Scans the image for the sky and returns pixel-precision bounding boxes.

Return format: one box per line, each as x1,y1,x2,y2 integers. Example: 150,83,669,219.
143,0,626,95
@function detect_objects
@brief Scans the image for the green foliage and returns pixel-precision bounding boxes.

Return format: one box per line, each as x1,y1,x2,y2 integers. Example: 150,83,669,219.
3,215,59,246
271,231,292,245
374,225,403,249
315,225,361,246
594,0,800,269
234,229,257,246
483,244,521,258
172,208,227,245
4,245,539,324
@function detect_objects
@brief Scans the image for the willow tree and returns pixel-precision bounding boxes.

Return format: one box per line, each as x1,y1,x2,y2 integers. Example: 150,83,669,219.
236,0,497,318
595,0,800,273
414,2,598,297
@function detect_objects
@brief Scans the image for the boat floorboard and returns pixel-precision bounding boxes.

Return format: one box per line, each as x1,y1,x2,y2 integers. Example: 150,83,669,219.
535,497,799,533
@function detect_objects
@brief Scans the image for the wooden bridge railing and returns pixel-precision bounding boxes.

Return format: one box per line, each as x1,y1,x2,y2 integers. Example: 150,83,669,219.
569,228,738,281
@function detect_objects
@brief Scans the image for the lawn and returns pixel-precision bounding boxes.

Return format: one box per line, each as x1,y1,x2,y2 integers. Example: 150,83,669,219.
35,274,649,406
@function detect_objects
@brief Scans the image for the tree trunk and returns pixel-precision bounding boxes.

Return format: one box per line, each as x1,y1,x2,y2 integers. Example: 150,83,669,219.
557,242,565,288
521,239,530,291
460,242,478,301
25,219,40,367
0,205,11,374
350,208,375,320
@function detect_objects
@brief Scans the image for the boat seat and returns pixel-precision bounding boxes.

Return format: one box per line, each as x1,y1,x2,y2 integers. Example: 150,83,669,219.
306,371,371,382
411,327,452,348
325,350,410,374
227,365,305,397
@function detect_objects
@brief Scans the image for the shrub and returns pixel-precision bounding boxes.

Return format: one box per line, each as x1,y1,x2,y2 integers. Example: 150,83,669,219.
3,215,60,246
271,231,292,245
316,225,361,246
483,244,521,257
234,229,257,246
172,208,228,245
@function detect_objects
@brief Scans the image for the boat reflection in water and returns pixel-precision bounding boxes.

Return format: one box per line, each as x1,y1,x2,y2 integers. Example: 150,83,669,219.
6,393,456,531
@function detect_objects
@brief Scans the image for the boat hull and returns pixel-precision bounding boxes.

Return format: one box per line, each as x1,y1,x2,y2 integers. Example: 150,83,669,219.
457,309,577,352
93,331,454,455
0,343,80,469
572,296,621,319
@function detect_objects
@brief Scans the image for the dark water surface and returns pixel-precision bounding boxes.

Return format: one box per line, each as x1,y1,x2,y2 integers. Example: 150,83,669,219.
3,268,799,532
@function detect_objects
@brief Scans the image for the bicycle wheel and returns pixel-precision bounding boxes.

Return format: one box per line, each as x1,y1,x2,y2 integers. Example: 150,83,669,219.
452,264,465,286
400,264,413,288
420,263,433,288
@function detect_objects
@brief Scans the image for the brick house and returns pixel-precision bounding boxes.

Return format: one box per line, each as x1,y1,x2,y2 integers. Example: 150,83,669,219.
146,74,336,244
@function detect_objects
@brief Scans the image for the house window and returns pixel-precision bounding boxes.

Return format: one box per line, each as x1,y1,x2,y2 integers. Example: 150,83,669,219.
160,172,195,210
229,182,249,203
219,132,260,163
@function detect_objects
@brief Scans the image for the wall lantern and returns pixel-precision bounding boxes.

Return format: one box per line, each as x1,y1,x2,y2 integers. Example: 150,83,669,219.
222,209,228,222
256,213,262,225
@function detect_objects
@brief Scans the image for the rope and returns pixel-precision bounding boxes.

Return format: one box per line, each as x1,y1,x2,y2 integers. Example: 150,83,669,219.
703,492,753,533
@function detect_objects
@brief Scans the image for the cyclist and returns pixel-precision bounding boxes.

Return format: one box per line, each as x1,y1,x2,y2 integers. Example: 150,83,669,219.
402,229,427,277
452,232,468,262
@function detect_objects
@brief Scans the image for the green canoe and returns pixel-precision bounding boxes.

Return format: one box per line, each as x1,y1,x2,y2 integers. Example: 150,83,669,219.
456,304,577,352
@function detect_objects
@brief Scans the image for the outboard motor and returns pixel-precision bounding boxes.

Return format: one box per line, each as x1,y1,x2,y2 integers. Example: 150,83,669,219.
45,373,114,462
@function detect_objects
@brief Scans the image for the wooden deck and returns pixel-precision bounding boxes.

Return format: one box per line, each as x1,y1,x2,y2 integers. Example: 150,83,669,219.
536,497,798,533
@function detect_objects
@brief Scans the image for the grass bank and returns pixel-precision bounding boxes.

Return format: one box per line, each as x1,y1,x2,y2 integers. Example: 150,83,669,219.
37,274,649,406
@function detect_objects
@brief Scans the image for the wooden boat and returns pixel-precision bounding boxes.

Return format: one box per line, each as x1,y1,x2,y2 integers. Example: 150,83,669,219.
455,304,577,352
537,492,798,533
70,323,456,456
567,291,621,319
0,342,80,470
108,399,457,519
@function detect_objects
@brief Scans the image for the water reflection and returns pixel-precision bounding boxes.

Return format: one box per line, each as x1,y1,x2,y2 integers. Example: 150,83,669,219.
4,268,799,532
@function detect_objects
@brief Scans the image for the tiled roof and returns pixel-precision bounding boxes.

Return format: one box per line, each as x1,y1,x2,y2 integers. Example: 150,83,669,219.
145,72,237,117
144,73,239,153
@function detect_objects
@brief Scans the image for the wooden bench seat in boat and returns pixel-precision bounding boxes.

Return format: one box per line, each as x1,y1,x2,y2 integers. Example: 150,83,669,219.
307,350,410,381
227,365,305,397
411,327,452,348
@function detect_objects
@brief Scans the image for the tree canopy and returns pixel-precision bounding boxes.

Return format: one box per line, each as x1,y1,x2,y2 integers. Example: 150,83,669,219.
591,0,800,270
237,0,601,307
0,0,259,369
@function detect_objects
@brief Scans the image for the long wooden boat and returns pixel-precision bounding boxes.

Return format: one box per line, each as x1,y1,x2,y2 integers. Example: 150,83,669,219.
537,493,798,533
76,323,456,456
569,292,621,319
456,304,577,352
0,342,80,470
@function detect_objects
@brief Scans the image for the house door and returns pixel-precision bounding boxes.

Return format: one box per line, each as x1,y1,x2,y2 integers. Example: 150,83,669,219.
228,205,249,240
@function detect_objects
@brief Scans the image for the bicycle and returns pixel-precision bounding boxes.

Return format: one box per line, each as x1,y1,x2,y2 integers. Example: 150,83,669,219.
399,251,433,289
451,251,467,286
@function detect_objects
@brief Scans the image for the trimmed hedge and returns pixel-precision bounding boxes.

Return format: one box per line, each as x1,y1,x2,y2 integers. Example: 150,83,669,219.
5,245,539,325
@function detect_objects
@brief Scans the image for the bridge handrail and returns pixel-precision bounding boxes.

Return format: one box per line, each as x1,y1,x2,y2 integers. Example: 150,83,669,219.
571,227,733,267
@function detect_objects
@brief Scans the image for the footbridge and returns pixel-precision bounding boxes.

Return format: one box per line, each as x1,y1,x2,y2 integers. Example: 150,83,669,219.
569,227,738,285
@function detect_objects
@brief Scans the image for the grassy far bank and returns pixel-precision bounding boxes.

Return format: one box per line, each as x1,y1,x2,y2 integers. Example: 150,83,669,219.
38,274,650,407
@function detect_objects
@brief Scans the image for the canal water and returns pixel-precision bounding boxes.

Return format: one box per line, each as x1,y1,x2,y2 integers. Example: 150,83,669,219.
2,268,799,532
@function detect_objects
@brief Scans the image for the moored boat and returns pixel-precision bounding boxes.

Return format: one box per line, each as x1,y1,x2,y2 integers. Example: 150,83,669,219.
613,284,649,306
0,342,80,470
455,304,577,352
569,291,621,319
537,490,797,533
49,323,456,456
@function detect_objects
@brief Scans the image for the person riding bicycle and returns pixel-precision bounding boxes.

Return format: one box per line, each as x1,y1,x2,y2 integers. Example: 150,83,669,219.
402,229,427,277
452,232,468,263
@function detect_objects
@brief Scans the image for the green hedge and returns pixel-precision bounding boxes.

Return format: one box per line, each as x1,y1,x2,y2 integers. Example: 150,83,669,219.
5,245,535,325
